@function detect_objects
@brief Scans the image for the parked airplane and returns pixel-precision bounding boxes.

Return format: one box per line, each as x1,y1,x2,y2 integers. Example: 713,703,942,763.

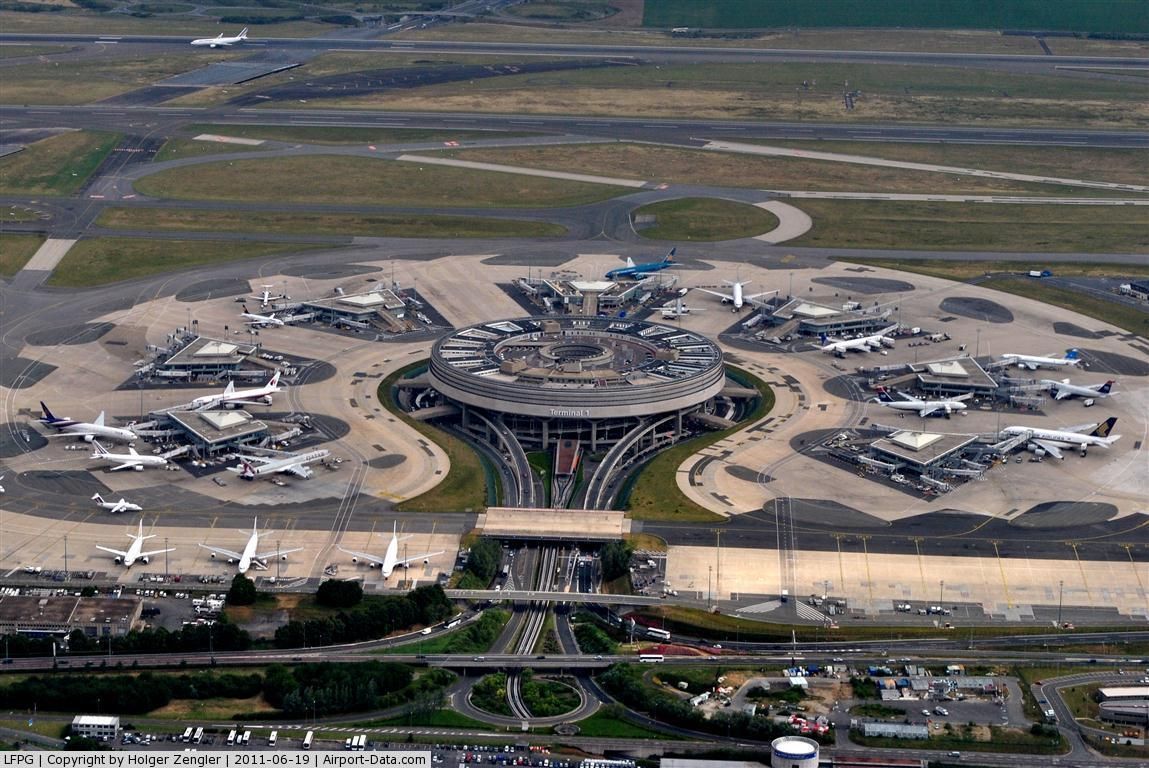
696,280,777,312
817,326,898,356
90,441,168,471
251,285,287,307
199,518,302,574
191,372,283,410
96,520,174,567
1042,378,1115,401
1000,417,1121,459
605,248,676,280
339,522,445,578
191,27,248,47
874,388,971,418
228,448,329,480
1001,349,1081,371
91,493,142,514
0,476,4,494
240,305,285,327
659,296,705,319
40,402,137,443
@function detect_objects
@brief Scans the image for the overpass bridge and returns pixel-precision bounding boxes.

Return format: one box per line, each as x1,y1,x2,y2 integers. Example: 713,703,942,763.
446,589,662,605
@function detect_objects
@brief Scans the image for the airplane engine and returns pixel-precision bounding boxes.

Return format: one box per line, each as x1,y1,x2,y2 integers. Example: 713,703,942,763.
141,556,150,565
114,556,124,564
228,558,237,564
369,563,379,569
1080,446,1088,456
280,554,288,561
84,434,94,442
351,556,359,563
423,558,430,564
260,396,273,405
209,552,217,558
133,465,144,471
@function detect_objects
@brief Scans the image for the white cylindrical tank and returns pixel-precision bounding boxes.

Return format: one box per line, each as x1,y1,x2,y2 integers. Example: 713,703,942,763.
771,735,819,768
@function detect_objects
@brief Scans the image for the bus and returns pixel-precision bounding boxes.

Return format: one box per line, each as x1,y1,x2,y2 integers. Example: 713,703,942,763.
181,727,194,743
639,654,664,663
302,731,314,751
241,731,251,747
226,730,237,746
353,734,366,751
646,628,671,641
192,727,204,744
268,731,278,748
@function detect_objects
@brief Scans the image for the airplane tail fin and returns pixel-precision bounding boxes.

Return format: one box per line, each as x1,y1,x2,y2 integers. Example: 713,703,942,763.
92,493,105,504
624,257,636,268
1098,380,1114,394
268,371,281,388
664,247,676,263
92,440,108,455
94,411,106,427
223,381,235,395
875,387,895,403
40,401,61,423
1090,417,1118,438
819,333,828,346
1065,348,1080,361
239,27,249,39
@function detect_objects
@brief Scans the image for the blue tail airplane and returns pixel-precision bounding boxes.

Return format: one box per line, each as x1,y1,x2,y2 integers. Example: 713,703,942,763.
606,248,677,280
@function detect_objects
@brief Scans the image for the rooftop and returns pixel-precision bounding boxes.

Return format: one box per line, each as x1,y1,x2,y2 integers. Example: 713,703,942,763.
167,409,267,444
164,336,256,368
872,431,978,467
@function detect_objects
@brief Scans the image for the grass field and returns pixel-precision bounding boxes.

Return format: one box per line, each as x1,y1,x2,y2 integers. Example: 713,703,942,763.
625,532,667,552
147,694,277,720
852,726,1067,755
841,258,1149,281
0,12,329,36
449,143,1124,197
571,708,678,739
788,200,1149,253
0,131,119,195
642,0,1149,35
180,124,538,146
45,238,325,287
0,234,44,276
344,60,1148,128
0,717,65,740
98,207,567,239
634,198,778,241
135,156,623,208
368,709,490,730
988,277,1149,336
377,364,488,513
153,138,274,163
624,366,774,523
0,44,69,58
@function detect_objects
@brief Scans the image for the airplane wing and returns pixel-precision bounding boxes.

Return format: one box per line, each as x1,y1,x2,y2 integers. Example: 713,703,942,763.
1030,440,1063,459
232,454,274,465
109,460,143,471
110,501,128,514
284,464,314,479
95,546,129,558
138,547,176,559
198,543,244,560
1065,422,1099,434
255,546,303,561
695,288,734,302
337,547,386,567
393,550,446,569
1053,388,1072,400
918,404,942,418
46,432,92,439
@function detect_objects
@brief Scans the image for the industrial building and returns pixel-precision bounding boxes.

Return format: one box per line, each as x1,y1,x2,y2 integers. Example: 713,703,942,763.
165,409,270,456
761,297,894,339
300,288,409,331
0,595,142,637
71,715,121,741
155,335,258,379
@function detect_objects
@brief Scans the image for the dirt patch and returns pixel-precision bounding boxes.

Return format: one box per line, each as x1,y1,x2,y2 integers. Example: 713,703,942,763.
601,0,644,26
148,694,277,720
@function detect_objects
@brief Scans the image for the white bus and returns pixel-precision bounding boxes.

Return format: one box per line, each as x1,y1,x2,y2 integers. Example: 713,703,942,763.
302,731,314,750
181,727,194,743
241,731,251,746
268,731,278,748
192,727,204,744
226,730,237,746
646,628,671,641
639,654,664,663
353,734,366,751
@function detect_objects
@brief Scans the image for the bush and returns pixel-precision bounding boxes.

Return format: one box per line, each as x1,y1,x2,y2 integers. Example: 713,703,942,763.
600,540,634,582
274,584,452,649
226,574,256,606
574,623,617,655
316,579,363,609
464,538,502,585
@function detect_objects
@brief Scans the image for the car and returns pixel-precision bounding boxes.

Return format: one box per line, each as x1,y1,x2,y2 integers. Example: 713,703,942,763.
922,709,932,717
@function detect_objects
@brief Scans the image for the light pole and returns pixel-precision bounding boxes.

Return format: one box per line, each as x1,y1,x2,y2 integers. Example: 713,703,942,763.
63,535,68,580
1057,580,1064,627
165,538,169,583
708,565,713,611
939,579,944,606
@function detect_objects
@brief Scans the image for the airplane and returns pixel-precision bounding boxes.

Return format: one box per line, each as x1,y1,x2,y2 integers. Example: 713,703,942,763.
605,248,676,280
199,518,303,574
999,417,1121,459
1042,378,1115,401
659,296,705,319
0,475,4,494
251,285,287,307
227,448,330,480
191,27,249,48
240,305,285,327
339,521,445,578
873,387,971,418
90,441,168,472
1000,349,1081,371
91,492,142,514
695,280,778,312
96,519,175,568
39,402,137,443
191,371,283,410
817,326,899,356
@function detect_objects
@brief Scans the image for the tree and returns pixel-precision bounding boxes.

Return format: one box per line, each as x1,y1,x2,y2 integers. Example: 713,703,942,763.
600,540,634,582
226,574,257,606
316,579,363,609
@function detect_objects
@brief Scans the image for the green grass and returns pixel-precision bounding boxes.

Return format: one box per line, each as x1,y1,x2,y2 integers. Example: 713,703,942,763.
984,277,1149,336
850,702,906,718
365,709,491,730
623,366,774,523
790,200,1149,253
571,708,678,739
378,363,489,513
0,233,44,276
0,45,69,58
45,237,326,287
98,207,566,239
0,131,118,195
135,156,625,208
471,673,513,717
373,610,510,656
182,124,539,146
642,0,1149,34
153,138,274,163
521,674,580,718
0,718,65,740
634,198,778,241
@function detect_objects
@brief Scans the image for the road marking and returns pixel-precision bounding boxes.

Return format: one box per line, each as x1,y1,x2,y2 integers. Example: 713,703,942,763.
992,541,1014,609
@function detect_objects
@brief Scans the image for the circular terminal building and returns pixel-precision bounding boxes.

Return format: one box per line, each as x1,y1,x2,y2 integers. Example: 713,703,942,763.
421,316,733,451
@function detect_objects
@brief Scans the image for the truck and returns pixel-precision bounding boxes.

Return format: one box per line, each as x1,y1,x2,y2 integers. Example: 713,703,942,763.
1028,270,1053,278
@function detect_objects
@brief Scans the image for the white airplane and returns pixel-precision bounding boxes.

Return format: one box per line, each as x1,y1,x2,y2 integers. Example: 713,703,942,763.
191,27,249,48
817,326,899,356
240,305,285,327
251,285,287,307
696,280,778,312
90,441,168,472
659,297,705,319
199,518,303,574
873,388,971,418
0,475,4,494
96,519,174,568
40,401,137,443
228,448,329,480
339,522,445,578
1042,378,1115,401
91,492,142,514
999,417,1121,459
191,371,283,410
1000,349,1081,371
